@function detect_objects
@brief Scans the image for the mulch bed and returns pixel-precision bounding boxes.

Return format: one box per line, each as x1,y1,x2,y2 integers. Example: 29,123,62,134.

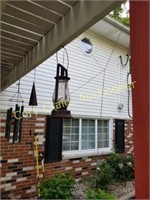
71,180,135,199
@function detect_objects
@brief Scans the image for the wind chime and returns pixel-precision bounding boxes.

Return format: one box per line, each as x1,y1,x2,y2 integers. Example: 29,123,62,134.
5,80,24,143
28,69,44,197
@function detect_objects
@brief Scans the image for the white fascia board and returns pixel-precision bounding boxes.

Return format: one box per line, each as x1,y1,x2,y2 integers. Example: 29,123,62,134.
1,0,124,91
104,15,130,34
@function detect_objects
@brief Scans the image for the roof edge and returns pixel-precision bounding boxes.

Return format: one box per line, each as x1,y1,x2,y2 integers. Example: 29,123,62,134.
104,15,130,35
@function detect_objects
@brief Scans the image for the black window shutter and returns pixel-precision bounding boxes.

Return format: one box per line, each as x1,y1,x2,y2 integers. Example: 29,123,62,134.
115,119,125,153
45,116,63,163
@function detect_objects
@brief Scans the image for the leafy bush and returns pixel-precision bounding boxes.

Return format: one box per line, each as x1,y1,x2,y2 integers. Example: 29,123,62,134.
96,160,114,190
38,172,75,199
86,188,115,199
107,153,134,181
95,153,134,190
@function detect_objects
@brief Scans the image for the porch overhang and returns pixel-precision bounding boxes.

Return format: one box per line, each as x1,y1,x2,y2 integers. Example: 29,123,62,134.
1,0,124,91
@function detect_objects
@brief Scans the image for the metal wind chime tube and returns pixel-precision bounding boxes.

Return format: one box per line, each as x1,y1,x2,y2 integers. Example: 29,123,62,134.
5,80,24,143
5,107,12,140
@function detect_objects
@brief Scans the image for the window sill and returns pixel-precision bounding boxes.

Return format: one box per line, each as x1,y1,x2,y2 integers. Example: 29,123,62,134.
62,148,112,160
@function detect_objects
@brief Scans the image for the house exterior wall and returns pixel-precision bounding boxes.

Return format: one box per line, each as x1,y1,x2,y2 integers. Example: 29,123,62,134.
0,30,131,119
0,113,133,199
0,30,133,198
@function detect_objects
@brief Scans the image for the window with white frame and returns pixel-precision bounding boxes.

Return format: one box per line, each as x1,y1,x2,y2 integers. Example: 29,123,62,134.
63,119,79,151
63,118,111,154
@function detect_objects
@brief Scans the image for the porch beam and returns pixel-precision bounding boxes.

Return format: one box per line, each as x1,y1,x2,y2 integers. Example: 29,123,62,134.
130,1,150,198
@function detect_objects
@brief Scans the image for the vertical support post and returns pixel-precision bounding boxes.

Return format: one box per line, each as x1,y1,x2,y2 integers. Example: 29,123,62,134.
130,1,150,198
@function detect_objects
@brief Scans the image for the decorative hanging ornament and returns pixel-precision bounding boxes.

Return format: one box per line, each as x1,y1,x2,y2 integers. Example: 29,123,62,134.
29,68,38,106
5,80,24,143
29,82,38,106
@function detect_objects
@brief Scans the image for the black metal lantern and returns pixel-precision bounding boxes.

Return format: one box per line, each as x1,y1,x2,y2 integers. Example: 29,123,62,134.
51,63,71,117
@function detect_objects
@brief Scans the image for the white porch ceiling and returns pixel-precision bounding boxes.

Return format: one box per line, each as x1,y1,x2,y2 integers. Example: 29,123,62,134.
0,0,124,91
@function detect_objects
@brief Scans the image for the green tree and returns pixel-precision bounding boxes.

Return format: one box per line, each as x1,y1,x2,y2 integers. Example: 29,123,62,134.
110,4,129,27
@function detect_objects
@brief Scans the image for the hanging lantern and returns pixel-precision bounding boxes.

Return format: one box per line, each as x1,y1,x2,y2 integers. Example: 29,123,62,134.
51,63,71,117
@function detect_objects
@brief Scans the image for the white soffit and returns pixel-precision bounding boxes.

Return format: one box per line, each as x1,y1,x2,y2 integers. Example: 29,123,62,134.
90,16,129,48
0,0,124,91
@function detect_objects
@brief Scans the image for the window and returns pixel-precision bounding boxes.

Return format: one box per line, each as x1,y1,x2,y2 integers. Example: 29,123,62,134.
97,120,109,148
80,37,93,54
81,119,95,150
63,119,79,151
62,118,112,157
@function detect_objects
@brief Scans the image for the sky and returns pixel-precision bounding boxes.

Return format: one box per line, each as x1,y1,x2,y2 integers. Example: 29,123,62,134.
121,1,129,17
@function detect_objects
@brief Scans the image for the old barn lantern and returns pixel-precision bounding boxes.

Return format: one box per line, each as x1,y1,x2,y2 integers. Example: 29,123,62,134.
51,63,71,117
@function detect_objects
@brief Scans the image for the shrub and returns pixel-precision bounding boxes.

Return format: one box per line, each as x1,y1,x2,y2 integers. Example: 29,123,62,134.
96,160,114,190
86,188,115,199
107,153,134,181
38,172,75,199
95,153,134,190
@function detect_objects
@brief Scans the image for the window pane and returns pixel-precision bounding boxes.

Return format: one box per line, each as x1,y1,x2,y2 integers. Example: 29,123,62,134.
81,119,95,150
89,127,95,133
97,120,109,148
80,38,93,54
104,127,108,133
63,143,70,151
63,118,70,126
81,141,88,150
71,142,78,150
88,141,95,149
63,127,70,133
72,127,79,134
82,127,87,133
103,120,108,127
63,135,70,142
82,119,88,126
82,134,87,140
71,134,79,141
72,119,79,126
63,118,79,151
89,134,95,140
89,120,95,126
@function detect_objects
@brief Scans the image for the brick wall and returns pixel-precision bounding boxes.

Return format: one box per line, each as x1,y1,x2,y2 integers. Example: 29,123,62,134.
124,120,134,154
0,113,134,199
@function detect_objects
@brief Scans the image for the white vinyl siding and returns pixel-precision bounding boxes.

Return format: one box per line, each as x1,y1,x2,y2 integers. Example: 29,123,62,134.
0,30,131,119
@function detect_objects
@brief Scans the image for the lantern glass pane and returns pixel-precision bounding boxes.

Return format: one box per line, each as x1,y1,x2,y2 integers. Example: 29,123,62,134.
52,79,70,104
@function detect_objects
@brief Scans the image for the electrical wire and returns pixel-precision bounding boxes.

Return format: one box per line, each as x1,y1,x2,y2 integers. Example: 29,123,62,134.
99,30,122,118
119,53,130,68
77,29,123,170
70,37,107,94
34,67,36,83
127,72,132,118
